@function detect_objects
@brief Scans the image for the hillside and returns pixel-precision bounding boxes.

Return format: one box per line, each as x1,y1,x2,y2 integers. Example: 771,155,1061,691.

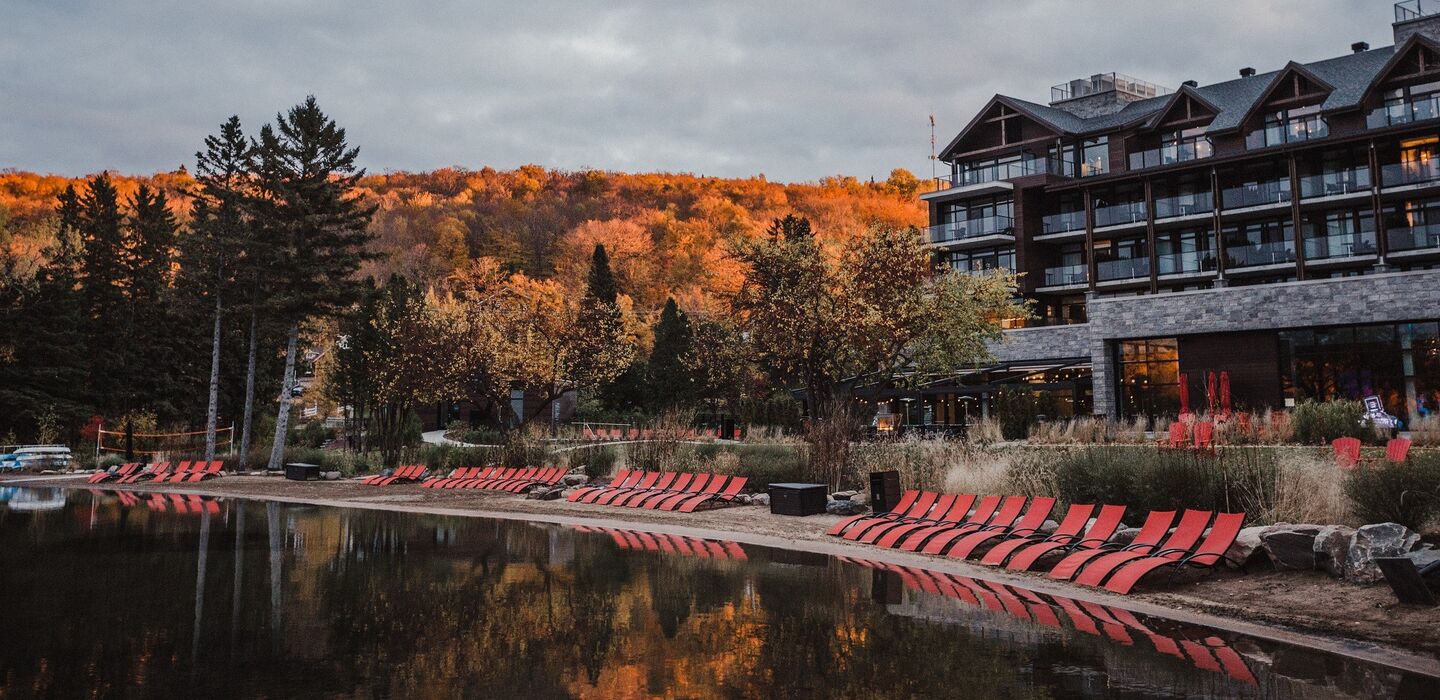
1,166,926,315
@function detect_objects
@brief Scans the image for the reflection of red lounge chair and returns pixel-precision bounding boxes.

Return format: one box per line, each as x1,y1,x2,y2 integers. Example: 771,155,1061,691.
827,489,923,537
1332,437,1361,468
945,497,1057,559
987,504,1126,570
1048,510,1177,580
87,463,141,484
590,526,747,560
1072,510,1214,587
871,494,977,548
1101,512,1246,593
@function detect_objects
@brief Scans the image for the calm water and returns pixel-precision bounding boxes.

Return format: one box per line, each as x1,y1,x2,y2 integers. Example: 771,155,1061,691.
0,487,1431,699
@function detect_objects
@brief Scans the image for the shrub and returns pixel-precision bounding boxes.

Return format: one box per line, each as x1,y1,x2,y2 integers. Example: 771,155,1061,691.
1344,452,1440,531
1047,446,1283,522
414,444,506,472
847,436,953,491
565,445,617,479
705,443,808,488
1292,400,1372,445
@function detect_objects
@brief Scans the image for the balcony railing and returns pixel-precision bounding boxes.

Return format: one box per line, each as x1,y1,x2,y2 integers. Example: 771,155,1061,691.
1299,169,1371,199
1153,193,1213,219
1093,201,1147,227
1221,180,1292,209
1366,93,1440,129
1226,240,1297,268
1381,158,1440,188
1096,257,1150,282
1126,138,1214,172
1156,250,1216,275
1043,264,1089,287
926,215,1015,244
1246,116,1328,150
1388,222,1440,252
1303,230,1378,259
1041,210,1086,234
1397,0,1430,22
933,157,1073,192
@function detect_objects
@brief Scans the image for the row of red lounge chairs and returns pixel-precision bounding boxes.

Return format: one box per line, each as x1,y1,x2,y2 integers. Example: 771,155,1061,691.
842,557,1257,685
86,461,225,484
828,489,1245,594
580,426,738,442
567,469,748,512
356,465,568,491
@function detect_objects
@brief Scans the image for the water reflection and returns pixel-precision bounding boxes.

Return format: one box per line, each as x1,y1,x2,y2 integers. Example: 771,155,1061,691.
0,488,1431,698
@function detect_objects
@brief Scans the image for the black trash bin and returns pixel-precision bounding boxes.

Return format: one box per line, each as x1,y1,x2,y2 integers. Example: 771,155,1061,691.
285,463,320,481
768,482,827,516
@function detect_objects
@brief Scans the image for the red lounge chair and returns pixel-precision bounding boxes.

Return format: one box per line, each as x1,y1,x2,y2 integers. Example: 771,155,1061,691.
870,493,978,548
362,464,426,486
654,475,727,511
1101,512,1246,593
1332,436,1361,469
87,463,140,484
1071,509,1213,587
505,467,564,492
626,472,696,507
676,477,747,512
915,495,1018,555
151,461,193,483
568,469,635,503
838,491,940,541
474,467,538,490
120,462,172,483
1193,421,1214,450
595,471,661,505
579,470,646,504
887,494,985,551
827,489,921,537
169,460,223,482
1385,437,1412,463
422,466,480,488
1158,421,1186,448
855,492,958,543
945,497,1057,560
457,466,515,488
979,503,1094,566
611,472,678,505
1047,510,1177,580
987,504,1125,570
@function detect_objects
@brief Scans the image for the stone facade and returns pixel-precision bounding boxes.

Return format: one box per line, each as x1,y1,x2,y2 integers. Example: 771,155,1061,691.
987,323,1089,363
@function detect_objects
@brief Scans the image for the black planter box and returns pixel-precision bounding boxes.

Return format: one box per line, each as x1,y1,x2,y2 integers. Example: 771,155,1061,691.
768,482,827,516
285,463,320,481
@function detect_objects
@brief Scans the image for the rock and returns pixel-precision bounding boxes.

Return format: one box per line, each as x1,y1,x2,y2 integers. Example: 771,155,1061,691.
1312,525,1356,577
1226,527,1267,568
562,473,590,486
751,493,770,506
733,494,753,506
534,486,565,501
826,500,867,516
322,470,341,481
832,490,859,501
1345,522,1423,584
40,469,58,475
1259,524,1323,571
1110,527,1142,547
1037,519,1060,535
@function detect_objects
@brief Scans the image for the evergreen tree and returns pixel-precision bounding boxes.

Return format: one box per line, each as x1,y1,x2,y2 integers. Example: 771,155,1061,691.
253,97,377,470
647,297,695,410
586,243,618,304
128,185,180,419
579,243,632,414
76,174,131,417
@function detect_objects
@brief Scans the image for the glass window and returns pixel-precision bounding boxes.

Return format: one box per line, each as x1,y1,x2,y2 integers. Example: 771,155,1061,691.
1279,324,1413,419
1117,338,1181,417
1080,137,1109,177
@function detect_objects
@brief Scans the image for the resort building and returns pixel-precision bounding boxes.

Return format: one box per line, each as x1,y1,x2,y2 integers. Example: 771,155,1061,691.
909,2,1440,427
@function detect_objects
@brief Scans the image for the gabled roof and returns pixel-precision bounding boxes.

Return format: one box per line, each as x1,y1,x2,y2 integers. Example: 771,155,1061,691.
1141,85,1221,130
1229,61,1335,133
1360,32,1440,102
937,95,1065,160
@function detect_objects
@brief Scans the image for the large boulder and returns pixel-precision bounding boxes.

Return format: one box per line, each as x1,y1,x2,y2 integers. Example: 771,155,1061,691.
826,500,867,516
1312,525,1356,577
1226,526,1267,568
1259,524,1323,571
562,473,590,486
1110,526,1142,547
831,490,861,502
751,493,770,507
527,486,565,501
1345,523,1423,584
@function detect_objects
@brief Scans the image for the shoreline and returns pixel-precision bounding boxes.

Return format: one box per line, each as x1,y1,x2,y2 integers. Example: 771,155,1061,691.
7,473,1439,676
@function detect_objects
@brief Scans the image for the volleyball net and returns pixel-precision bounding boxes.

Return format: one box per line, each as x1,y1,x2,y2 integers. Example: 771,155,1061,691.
97,425,235,457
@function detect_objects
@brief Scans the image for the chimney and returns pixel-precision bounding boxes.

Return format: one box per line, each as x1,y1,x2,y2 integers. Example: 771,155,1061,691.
1352,41,1370,53
1239,67,1257,78
1182,79,1198,88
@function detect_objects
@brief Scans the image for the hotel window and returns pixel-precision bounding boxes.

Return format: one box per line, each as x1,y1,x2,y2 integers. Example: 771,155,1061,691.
1051,137,1109,178
1381,196,1440,252
1155,227,1216,275
1117,338,1180,417
1222,217,1295,267
1153,173,1213,219
1381,135,1440,187
1128,128,1213,170
1301,207,1376,260
1297,146,1372,198
946,245,1015,274
1277,324,1436,421
1368,80,1440,128
1246,104,1328,149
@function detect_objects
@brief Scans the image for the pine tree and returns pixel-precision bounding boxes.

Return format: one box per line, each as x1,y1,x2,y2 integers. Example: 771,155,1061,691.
586,244,618,304
647,297,695,410
128,185,180,419
253,97,377,470
76,174,132,417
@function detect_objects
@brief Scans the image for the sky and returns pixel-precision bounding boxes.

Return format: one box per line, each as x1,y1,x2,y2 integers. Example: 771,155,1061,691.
0,0,1400,183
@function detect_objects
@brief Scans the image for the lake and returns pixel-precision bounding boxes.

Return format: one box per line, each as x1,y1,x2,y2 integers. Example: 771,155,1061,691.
0,487,1430,698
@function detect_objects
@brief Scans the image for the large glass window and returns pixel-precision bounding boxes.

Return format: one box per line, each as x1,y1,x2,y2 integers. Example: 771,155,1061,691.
1221,162,1292,209
1127,127,1213,170
1367,80,1440,128
1043,243,1088,287
1381,196,1440,253
1223,217,1295,267
1052,137,1109,178
1301,207,1376,260
1117,338,1180,417
945,245,1015,274
1379,135,1440,188
1041,192,1086,234
1094,236,1149,282
1092,183,1146,227
929,196,1015,243
1246,104,1328,149
1153,173,1213,219
1155,227,1216,275
1297,146,1372,199
1279,325,1411,419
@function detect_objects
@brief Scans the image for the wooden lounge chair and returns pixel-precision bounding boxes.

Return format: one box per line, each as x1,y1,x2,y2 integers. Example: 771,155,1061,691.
119,461,172,483
855,492,960,543
985,504,1125,570
1101,512,1246,593
1332,436,1361,469
87,463,140,484
917,495,1027,555
945,497,1057,560
676,477,748,512
1047,510,1177,580
870,493,978,548
1071,509,1214,587
827,489,922,537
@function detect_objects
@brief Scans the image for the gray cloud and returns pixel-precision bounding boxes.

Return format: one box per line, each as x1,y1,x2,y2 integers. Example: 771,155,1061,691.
0,0,1389,182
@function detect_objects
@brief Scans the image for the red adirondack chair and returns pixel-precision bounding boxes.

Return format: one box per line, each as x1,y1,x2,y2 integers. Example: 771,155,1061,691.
1192,421,1215,450
1158,421,1187,448
1385,437,1412,463
1332,437,1362,469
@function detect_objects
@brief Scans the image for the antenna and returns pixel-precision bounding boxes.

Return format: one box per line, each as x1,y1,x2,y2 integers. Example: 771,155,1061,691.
929,114,937,182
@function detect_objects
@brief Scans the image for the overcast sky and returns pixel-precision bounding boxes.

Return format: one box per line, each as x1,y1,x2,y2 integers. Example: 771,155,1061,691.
0,1,1399,182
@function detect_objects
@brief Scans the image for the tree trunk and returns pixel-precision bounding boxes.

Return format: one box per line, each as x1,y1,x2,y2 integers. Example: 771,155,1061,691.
266,323,299,472
204,291,223,462
238,307,259,468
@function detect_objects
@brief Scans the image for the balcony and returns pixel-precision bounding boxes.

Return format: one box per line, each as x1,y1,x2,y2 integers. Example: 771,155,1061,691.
925,158,1067,200
1221,180,1292,211
1380,158,1440,189
1303,230,1378,260
1366,93,1440,129
1095,257,1150,283
1041,210,1086,235
1388,222,1440,253
1042,264,1089,288
1299,169,1371,200
1153,193,1213,220
1245,116,1329,150
926,215,1015,246
1092,201,1147,229
1226,240,1296,268
1156,250,1216,276
1126,138,1214,172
